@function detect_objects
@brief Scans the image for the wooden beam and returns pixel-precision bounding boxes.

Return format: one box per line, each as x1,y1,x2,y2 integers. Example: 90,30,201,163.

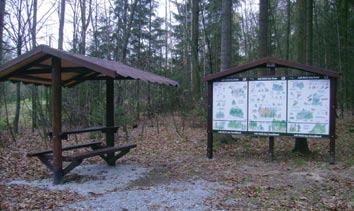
86,76,132,81
6,78,52,86
27,141,103,157
64,71,100,87
268,136,275,161
51,57,63,184
9,75,52,83
1,54,52,80
9,80,51,87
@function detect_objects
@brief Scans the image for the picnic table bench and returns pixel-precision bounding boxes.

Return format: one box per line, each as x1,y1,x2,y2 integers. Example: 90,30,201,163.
47,126,119,139
63,144,137,162
27,141,103,157
27,126,136,178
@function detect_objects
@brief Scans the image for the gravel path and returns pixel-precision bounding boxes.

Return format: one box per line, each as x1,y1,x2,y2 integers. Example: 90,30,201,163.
67,179,221,211
9,164,150,196
8,164,223,210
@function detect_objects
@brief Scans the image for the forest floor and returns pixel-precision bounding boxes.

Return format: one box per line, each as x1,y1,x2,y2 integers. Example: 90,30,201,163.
0,114,353,210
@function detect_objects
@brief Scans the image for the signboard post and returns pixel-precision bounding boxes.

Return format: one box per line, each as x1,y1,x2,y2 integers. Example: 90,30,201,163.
329,79,337,164
204,58,339,163
207,81,213,159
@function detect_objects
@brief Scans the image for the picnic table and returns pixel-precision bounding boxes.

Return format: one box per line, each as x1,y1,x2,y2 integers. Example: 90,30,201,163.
28,126,136,176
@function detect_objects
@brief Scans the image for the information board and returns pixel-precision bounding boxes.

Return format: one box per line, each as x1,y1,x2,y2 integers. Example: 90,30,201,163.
212,77,331,137
287,79,330,135
248,80,287,133
213,80,248,133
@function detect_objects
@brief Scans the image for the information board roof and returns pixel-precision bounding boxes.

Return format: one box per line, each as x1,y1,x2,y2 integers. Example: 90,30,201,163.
204,57,340,81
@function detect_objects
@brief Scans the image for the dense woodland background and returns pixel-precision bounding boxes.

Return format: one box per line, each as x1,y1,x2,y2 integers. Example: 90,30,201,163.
0,0,352,143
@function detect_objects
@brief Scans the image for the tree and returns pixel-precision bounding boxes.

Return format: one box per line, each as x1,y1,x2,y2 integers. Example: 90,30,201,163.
259,0,269,58
0,0,4,63
79,0,92,54
191,0,200,100
58,0,65,50
285,0,291,60
292,0,312,154
336,0,350,115
220,0,232,70
119,0,139,63
12,0,25,134
31,0,38,131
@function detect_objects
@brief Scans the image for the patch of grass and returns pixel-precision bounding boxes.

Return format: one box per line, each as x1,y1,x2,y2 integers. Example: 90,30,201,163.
293,156,307,166
213,134,236,150
344,158,354,167
0,119,7,130
0,98,37,128
242,141,252,153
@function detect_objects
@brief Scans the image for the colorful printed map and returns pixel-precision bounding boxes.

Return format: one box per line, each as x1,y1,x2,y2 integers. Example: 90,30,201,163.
248,80,287,133
212,78,331,137
213,81,248,131
287,79,330,135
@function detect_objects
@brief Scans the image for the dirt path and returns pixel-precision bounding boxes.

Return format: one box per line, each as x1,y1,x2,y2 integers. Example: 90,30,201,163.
1,116,353,210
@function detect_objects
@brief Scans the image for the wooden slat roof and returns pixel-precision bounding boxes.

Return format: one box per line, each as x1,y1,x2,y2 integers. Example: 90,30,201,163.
0,45,179,87
204,57,340,81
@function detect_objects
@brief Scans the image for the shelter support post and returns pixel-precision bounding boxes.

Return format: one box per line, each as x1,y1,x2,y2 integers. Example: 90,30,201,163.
207,81,213,159
105,79,116,166
268,137,275,161
52,57,63,184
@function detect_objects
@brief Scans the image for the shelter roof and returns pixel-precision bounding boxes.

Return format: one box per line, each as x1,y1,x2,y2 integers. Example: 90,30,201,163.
0,45,179,87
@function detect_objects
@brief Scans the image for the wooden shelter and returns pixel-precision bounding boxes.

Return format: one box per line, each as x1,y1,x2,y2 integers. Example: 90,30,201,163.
204,57,339,163
0,45,178,184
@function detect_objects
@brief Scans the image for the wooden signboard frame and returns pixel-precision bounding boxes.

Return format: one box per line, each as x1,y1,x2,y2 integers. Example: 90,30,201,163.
204,58,339,163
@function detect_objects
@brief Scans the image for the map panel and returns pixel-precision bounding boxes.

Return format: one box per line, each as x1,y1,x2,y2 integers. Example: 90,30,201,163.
287,79,330,135
212,81,248,131
248,80,287,133
212,77,332,137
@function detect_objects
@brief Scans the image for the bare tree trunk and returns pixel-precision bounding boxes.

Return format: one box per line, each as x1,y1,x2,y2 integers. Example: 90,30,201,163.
13,1,23,134
79,0,92,55
259,0,269,58
286,0,290,61
69,0,79,52
337,0,349,114
0,0,4,63
147,0,152,119
201,5,213,73
220,0,232,70
218,0,234,142
1,86,16,142
58,0,65,50
120,0,138,63
0,0,13,140
305,0,313,65
165,0,169,72
191,0,200,100
14,82,21,134
31,0,38,132
295,0,306,63
293,0,311,154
